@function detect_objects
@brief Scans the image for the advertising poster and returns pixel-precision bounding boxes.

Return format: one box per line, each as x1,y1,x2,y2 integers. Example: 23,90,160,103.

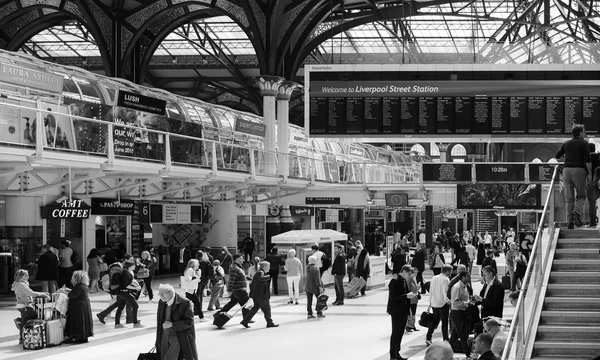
69,102,108,153
0,98,20,143
106,216,127,247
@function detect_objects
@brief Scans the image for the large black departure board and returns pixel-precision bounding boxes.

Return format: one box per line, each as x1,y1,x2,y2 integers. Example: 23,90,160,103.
308,71,600,136
423,163,472,182
475,163,526,182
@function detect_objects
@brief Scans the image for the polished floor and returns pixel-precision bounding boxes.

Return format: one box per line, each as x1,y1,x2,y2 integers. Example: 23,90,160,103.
0,255,513,360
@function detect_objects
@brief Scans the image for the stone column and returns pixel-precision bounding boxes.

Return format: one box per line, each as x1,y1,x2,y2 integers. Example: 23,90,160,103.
437,143,451,162
255,76,285,175
276,81,301,177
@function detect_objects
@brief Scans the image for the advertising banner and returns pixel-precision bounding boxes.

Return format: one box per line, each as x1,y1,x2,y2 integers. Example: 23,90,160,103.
91,198,135,216
0,62,64,93
106,216,127,246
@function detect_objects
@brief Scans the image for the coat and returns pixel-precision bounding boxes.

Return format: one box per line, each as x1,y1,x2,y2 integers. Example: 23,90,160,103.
249,269,271,300
387,276,410,316
480,278,505,319
305,264,323,294
411,249,426,272
156,294,198,360
36,250,59,281
391,249,406,274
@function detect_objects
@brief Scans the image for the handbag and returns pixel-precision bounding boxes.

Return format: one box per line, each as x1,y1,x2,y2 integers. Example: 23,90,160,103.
419,306,432,327
137,346,158,360
137,268,150,279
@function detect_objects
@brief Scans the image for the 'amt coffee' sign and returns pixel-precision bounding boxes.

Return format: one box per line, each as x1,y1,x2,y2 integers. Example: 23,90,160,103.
41,199,90,219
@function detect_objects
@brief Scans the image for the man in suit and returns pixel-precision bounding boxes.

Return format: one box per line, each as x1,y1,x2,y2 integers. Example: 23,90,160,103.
449,270,473,358
387,264,417,360
178,245,191,275
474,265,504,319
240,261,278,328
156,284,198,360
472,333,498,360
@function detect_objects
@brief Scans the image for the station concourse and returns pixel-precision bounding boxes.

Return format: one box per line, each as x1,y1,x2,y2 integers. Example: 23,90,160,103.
1,1,600,360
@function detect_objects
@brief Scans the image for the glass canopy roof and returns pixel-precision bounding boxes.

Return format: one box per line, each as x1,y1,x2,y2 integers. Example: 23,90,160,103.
19,1,600,64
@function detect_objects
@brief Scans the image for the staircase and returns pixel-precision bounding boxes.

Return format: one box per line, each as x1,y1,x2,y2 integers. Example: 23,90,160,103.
532,229,600,360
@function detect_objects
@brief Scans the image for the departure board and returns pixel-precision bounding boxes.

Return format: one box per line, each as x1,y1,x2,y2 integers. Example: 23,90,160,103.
529,164,559,182
423,163,472,182
308,66,600,137
475,163,526,182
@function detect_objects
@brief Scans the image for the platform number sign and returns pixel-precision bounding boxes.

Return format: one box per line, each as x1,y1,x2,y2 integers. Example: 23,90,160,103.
139,203,150,224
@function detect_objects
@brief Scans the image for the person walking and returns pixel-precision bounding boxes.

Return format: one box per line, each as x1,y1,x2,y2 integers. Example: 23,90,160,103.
387,265,417,360
217,246,233,287
240,261,279,328
355,243,370,296
331,245,346,305
86,248,102,293
429,246,445,276
586,143,600,227
284,249,302,305
156,284,198,360
411,242,426,290
265,247,284,295
480,249,497,280
114,260,144,328
391,243,406,275
406,267,420,332
196,250,212,312
207,259,225,311
242,234,255,262
305,255,325,319
555,124,592,229
64,270,94,343
37,244,59,295
182,259,204,321
137,250,155,302
215,254,252,320
449,270,472,358
465,240,477,274
178,245,191,275
425,264,452,346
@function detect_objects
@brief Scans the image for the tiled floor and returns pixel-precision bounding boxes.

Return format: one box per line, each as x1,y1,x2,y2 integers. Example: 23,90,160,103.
0,254,513,360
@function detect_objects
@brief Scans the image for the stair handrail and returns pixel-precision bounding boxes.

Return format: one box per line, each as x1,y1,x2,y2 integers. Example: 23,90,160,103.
501,165,559,360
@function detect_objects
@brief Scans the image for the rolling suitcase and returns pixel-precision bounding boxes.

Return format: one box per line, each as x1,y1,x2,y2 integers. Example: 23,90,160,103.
344,277,366,298
46,294,64,346
23,295,48,350
212,305,243,329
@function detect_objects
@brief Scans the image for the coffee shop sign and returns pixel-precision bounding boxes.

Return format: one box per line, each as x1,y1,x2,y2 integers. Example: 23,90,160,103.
52,200,89,218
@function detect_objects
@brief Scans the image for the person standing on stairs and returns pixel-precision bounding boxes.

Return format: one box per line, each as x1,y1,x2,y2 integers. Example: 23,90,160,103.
585,142,600,227
555,124,591,229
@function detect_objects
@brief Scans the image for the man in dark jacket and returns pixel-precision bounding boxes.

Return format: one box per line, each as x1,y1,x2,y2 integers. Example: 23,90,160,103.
411,243,426,289
156,284,198,360
387,265,416,360
242,234,255,262
305,255,325,319
240,261,279,328
196,250,212,313
331,245,346,305
265,247,283,295
474,265,505,319
37,244,59,295
216,254,252,319
356,243,370,296
391,244,406,275
472,333,498,360
480,249,497,279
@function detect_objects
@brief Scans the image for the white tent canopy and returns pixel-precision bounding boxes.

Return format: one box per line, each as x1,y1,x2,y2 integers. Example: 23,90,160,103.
271,229,348,244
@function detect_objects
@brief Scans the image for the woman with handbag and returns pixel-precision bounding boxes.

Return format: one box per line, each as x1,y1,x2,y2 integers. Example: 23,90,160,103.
182,259,204,321
136,251,155,302
87,248,102,293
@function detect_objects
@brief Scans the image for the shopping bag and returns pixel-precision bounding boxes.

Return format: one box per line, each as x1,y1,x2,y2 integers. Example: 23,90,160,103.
501,274,511,290
137,346,158,360
316,294,329,312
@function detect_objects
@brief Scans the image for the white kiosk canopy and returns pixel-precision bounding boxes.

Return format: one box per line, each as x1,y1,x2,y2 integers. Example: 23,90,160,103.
271,229,348,244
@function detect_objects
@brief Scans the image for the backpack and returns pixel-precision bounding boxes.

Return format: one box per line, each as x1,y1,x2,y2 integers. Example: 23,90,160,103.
70,249,79,264
108,262,124,295
321,255,331,271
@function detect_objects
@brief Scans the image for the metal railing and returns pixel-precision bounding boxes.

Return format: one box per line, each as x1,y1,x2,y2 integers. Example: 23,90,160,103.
501,165,559,360
0,100,422,184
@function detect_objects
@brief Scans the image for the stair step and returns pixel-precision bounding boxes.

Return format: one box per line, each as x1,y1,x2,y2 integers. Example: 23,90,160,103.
543,297,600,310
554,248,600,259
536,325,600,341
559,229,600,238
533,341,600,357
531,357,593,360
540,311,600,325
557,238,600,249
546,283,600,297
549,271,600,284
551,259,600,271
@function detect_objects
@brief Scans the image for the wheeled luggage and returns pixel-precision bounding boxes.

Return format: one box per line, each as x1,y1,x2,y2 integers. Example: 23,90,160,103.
344,277,366,298
23,319,46,350
212,304,244,329
46,294,64,346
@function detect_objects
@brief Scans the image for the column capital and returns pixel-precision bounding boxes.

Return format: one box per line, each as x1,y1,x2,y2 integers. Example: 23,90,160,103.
276,81,303,101
255,76,285,97
437,143,451,152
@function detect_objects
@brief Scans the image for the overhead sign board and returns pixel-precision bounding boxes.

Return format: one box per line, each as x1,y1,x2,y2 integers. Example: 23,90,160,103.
91,198,135,215
116,90,166,115
529,164,559,182
235,117,266,137
0,62,64,93
290,206,314,216
423,163,472,182
306,197,341,205
385,193,409,207
475,163,526,182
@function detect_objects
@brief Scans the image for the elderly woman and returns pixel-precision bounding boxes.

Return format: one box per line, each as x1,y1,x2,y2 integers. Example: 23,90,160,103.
305,255,325,319
11,269,50,342
137,250,155,302
156,284,198,360
284,249,303,305
64,270,94,343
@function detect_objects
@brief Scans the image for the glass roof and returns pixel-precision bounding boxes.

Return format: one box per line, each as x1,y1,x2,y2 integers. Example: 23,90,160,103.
21,23,100,58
